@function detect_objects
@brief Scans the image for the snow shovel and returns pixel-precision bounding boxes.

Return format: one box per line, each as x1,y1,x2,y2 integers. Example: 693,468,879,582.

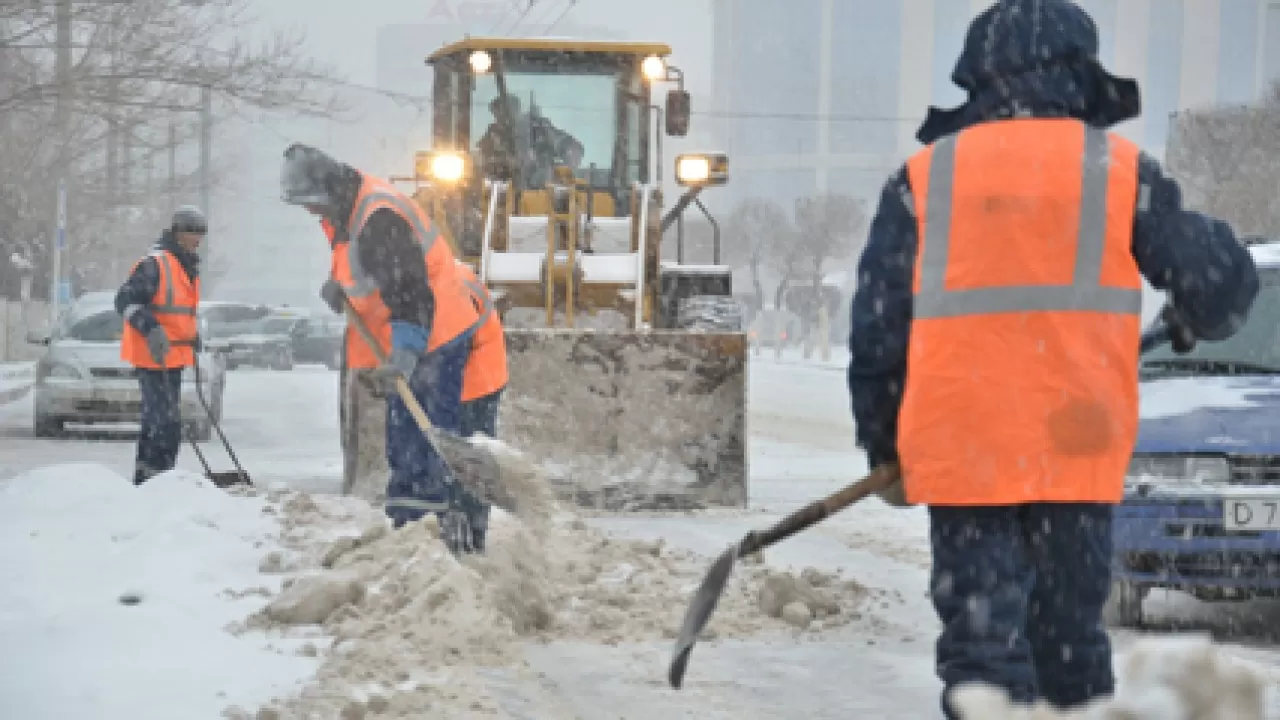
189,351,251,488
668,463,900,690
341,297,543,515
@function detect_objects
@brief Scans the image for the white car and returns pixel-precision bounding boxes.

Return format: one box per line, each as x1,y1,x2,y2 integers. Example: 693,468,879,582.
27,293,226,440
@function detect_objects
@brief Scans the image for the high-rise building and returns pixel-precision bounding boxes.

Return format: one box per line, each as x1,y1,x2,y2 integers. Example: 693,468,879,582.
712,0,1280,209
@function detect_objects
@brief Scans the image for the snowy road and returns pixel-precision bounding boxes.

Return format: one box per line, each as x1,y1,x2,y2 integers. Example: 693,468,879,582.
0,365,345,493
3,353,1280,717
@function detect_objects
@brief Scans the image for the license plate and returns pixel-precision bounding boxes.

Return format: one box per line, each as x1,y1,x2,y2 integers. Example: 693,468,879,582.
95,388,138,404
1222,498,1280,531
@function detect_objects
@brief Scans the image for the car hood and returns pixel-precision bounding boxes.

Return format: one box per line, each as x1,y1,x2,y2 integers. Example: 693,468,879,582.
1136,375,1280,454
47,340,132,369
212,333,282,345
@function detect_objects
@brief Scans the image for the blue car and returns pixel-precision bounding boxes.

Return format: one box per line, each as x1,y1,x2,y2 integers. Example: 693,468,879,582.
1108,240,1280,626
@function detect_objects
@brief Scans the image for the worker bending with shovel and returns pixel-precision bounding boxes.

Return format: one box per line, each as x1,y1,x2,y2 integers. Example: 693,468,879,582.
847,1,1259,717
281,144,488,554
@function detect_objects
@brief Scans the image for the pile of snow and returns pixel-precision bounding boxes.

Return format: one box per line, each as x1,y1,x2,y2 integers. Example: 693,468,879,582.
231,491,868,718
951,636,1267,719
0,464,318,719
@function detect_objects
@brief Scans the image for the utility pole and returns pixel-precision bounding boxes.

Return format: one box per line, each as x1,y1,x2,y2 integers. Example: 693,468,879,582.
200,83,212,254
51,0,72,320
168,120,177,208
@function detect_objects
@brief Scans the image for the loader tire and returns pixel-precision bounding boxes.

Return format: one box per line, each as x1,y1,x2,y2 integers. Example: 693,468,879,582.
676,295,743,332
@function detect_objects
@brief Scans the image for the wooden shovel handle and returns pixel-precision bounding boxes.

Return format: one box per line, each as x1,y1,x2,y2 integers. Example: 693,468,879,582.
341,297,435,434
738,464,901,557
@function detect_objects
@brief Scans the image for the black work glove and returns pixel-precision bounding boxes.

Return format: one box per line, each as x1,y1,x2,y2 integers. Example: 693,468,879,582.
1160,305,1197,355
145,328,170,364
192,334,203,353
320,279,345,315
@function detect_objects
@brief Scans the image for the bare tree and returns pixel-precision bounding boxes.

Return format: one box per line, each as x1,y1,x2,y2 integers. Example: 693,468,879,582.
0,0,346,299
788,193,864,356
792,192,864,297
1166,90,1280,237
724,197,789,313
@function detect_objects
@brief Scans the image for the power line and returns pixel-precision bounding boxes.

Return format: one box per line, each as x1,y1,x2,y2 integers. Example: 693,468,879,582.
543,0,579,36
498,0,539,36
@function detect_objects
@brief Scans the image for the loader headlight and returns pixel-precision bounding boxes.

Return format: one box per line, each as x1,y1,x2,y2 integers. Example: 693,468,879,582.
1125,455,1231,488
469,50,492,74
675,152,729,187
642,55,667,82
416,150,468,184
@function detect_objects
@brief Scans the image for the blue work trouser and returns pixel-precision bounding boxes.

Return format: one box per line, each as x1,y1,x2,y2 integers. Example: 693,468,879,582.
929,503,1115,719
460,388,503,439
384,330,472,527
457,387,504,549
134,367,184,485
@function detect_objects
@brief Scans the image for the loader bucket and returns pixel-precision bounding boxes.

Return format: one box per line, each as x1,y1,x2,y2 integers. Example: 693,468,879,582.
500,328,748,511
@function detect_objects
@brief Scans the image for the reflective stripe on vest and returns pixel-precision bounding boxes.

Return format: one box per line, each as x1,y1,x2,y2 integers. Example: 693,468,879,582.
345,190,438,299
149,250,197,317
462,277,495,326
914,127,1142,320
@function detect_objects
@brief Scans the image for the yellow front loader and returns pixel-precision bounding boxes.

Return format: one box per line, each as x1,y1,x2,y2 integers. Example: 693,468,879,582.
379,37,746,511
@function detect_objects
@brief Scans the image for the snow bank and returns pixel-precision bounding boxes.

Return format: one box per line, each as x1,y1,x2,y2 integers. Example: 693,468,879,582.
0,464,318,720
950,635,1267,719
234,491,868,718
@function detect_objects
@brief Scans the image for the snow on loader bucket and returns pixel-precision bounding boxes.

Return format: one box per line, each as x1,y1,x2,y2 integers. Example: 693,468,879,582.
338,328,747,512
499,328,747,511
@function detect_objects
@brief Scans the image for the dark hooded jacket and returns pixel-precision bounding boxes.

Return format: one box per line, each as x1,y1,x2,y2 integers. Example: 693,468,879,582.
114,230,201,341
847,0,1260,469
323,163,436,332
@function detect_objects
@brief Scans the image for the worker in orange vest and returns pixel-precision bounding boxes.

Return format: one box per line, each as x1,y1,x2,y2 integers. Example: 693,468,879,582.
847,2,1259,716
114,206,206,485
280,144,486,554
453,258,508,552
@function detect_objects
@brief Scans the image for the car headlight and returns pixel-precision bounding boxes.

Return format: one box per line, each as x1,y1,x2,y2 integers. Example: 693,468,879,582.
1126,455,1231,487
36,360,81,382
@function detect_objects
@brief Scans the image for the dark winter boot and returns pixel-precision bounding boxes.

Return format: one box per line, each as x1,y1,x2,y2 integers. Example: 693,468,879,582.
133,462,158,486
438,508,477,555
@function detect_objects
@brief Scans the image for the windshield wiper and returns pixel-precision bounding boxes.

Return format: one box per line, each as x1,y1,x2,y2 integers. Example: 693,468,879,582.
1141,358,1280,376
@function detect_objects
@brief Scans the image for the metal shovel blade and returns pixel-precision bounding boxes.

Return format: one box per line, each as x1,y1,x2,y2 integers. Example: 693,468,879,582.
669,543,740,689
206,470,250,489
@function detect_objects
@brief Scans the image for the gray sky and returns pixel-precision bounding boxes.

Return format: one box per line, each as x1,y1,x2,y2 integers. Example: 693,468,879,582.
245,0,715,94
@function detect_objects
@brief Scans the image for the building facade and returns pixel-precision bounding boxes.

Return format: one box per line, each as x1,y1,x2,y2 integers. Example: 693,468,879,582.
712,0,1280,209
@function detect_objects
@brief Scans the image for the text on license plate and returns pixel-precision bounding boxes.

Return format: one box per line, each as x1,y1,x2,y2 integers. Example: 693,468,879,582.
1222,498,1280,531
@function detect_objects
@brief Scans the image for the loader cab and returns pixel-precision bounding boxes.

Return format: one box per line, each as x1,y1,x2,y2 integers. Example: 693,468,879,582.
423,38,687,252
416,36,730,334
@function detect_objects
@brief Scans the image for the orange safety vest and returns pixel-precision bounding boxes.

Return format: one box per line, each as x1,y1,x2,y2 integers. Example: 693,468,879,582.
330,174,480,368
120,249,201,369
898,118,1143,506
455,261,508,401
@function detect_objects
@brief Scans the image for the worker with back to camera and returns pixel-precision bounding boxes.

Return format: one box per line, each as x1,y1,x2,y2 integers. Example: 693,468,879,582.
280,143,489,555
114,205,206,486
846,0,1259,716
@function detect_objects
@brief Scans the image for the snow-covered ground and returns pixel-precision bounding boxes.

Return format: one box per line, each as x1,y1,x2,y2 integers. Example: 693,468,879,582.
1,356,1277,718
